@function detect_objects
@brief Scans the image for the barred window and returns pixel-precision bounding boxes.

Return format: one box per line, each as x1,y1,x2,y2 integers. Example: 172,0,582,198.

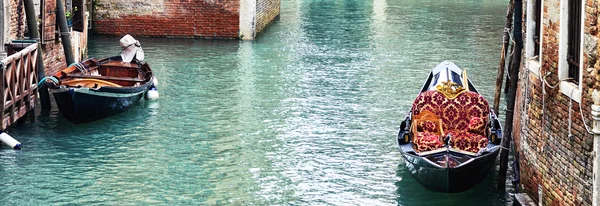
72,0,85,32
567,0,582,84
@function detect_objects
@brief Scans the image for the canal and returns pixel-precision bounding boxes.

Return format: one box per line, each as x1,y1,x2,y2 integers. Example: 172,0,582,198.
1,0,512,205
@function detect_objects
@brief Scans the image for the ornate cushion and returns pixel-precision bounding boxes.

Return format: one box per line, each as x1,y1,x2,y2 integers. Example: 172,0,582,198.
414,132,443,152
467,116,486,135
447,130,473,152
447,130,489,153
471,134,488,153
418,120,438,133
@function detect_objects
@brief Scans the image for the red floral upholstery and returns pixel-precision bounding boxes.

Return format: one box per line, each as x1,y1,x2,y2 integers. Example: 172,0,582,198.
467,117,486,135
414,132,444,152
447,130,489,153
412,90,491,154
418,120,438,133
472,134,488,153
412,90,490,133
447,130,473,152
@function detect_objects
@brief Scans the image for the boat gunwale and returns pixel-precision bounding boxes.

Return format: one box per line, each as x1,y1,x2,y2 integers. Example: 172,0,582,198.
50,56,153,93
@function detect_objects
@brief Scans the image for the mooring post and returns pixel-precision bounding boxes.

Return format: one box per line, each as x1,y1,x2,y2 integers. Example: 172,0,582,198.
23,0,51,110
498,0,522,190
56,0,75,65
591,89,600,206
493,0,515,115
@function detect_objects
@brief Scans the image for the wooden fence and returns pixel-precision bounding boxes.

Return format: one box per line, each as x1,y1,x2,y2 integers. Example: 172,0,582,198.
0,43,39,130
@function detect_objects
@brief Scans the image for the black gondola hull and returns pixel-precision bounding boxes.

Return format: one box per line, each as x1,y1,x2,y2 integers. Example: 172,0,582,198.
401,148,499,193
51,85,148,124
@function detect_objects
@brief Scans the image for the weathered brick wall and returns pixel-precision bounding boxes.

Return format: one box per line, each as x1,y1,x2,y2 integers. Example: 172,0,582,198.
40,0,66,76
42,0,57,43
515,0,598,205
255,0,280,35
8,0,25,40
93,0,240,38
42,43,67,75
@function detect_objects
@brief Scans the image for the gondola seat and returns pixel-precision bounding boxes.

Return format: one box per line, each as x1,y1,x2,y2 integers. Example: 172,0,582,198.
445,129,488,153
414,132,444,152
411,110,445,152
411,87,490,154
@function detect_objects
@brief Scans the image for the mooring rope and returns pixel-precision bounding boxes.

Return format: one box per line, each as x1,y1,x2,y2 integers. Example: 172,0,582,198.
540,70,593,136
37,76,59,87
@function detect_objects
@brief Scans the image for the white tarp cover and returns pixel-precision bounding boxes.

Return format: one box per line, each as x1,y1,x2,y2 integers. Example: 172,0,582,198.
119,34,144,62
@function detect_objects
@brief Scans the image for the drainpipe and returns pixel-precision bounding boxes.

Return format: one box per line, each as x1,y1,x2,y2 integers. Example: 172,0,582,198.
23,0,51,110
56,0,74,65
592,89,600,206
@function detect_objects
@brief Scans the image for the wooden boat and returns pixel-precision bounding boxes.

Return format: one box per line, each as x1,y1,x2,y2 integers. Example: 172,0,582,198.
397,61,503,193
47,56,154,124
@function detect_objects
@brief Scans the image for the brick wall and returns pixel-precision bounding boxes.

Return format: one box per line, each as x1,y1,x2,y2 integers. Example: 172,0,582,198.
515,0,598,205
8,0,25,40
255,0,280,35
93,0,240,39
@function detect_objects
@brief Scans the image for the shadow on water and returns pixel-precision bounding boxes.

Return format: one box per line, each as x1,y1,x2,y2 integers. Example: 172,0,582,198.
395,161,510,206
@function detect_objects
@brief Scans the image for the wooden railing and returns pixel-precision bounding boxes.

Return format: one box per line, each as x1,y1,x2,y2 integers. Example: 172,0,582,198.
0,43,38,130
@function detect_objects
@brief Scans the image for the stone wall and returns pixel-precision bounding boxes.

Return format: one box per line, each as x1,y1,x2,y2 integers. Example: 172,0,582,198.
93,0,240,39
515,0,599,205
255,0,280,35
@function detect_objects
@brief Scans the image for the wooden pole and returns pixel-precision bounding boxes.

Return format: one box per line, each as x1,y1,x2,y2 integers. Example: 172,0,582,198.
498,0,523,190
56,0,75,65
493,0,515,115
23,0,51,110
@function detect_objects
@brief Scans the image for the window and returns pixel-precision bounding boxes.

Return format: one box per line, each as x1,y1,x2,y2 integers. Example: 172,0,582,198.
0,0,5,56
72,0,85,32
526,0,543,76
533,0,542,57
567,0,582,85
558,0,584,102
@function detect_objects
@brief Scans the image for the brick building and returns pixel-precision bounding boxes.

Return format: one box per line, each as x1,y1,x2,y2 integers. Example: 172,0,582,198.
92,0,280,40
1,0,88,75
514,0,599,205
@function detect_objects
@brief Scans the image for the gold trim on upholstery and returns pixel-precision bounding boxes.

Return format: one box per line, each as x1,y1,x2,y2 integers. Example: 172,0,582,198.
435,81,467,99
461,69,469,92
411,110,445,137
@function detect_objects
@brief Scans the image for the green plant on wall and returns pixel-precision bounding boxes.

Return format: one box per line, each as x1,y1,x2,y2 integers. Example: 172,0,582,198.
65,6,78,26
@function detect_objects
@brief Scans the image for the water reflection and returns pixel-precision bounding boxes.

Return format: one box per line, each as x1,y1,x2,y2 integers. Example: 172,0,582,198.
395,163,508,206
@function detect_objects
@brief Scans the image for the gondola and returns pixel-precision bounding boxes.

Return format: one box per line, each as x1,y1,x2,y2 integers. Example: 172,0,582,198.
396,61,503,193
46,35,155,124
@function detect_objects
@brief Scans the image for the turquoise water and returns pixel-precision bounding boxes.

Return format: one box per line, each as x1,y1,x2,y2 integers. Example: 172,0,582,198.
0,0,512,205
